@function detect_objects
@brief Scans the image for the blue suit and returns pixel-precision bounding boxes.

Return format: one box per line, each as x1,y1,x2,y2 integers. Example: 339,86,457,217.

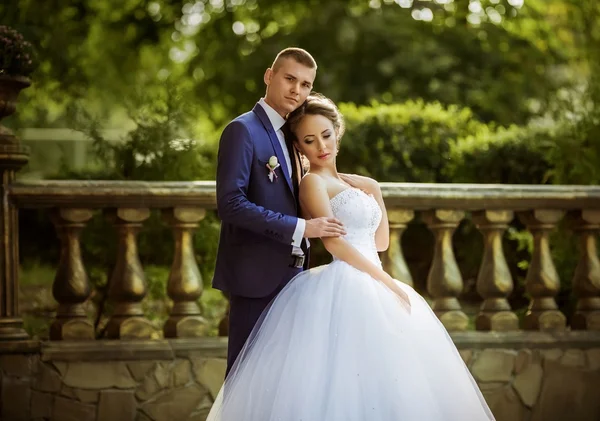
213,102,307,373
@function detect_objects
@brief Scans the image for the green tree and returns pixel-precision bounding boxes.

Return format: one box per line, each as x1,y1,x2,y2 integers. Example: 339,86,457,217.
2,0,577,129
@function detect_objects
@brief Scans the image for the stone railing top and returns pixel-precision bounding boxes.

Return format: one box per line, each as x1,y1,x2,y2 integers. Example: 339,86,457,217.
382,182,600,210
10,180,217,208
8,180,600,210
22,331,600,361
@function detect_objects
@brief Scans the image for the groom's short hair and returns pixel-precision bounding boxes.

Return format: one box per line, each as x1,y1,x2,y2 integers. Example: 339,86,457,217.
272,47,317,72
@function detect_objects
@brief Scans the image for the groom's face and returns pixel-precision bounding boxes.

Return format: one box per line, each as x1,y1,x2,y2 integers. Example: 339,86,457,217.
264,58,316,118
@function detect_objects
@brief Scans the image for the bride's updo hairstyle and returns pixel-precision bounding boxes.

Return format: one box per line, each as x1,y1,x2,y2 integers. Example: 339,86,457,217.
285,93,346,148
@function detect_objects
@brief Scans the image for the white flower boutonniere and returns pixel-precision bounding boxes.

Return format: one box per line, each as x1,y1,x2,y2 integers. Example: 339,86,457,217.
266,156,281,183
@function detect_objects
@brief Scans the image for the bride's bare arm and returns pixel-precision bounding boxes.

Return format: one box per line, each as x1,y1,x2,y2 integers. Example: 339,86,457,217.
300,174,409,306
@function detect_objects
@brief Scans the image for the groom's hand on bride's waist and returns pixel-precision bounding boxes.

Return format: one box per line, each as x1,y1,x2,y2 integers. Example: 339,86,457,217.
305,217,346,238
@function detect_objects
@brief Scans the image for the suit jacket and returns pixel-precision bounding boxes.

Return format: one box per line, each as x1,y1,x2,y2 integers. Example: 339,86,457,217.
213,102,307,298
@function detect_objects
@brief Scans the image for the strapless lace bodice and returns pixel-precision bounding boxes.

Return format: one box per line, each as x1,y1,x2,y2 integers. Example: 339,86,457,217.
330,188,382,266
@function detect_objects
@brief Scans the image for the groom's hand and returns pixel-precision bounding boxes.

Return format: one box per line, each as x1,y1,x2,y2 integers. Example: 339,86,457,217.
305,217,346,238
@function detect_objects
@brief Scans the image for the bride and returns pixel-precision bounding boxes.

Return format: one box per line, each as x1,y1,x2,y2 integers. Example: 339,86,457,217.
207,93,495,421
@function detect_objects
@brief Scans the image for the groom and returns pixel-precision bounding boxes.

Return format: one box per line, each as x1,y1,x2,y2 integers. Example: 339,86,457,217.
214,47,345,374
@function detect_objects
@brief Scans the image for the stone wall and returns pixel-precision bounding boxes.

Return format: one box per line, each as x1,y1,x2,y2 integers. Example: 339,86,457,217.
1,333,600,421
461,347,600,421
0,339,228,421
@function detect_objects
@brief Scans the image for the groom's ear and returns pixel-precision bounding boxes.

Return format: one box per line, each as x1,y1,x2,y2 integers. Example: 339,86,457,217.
264,68,273,86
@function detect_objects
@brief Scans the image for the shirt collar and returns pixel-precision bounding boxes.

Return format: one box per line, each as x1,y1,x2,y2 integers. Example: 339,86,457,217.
258,97,286,132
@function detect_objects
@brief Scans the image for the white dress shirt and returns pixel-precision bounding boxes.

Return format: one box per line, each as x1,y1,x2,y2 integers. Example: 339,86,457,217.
258,98,306,255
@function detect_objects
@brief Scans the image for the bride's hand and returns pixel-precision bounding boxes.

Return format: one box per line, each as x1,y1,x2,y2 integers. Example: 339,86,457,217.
380,273,412,314
339,173,380,195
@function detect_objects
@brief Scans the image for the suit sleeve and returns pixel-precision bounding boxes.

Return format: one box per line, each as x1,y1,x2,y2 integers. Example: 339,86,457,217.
216,120,298,245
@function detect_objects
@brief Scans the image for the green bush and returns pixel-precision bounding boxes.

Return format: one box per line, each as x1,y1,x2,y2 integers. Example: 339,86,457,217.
338,100,554,185
446,125,553,184
337,100,491,182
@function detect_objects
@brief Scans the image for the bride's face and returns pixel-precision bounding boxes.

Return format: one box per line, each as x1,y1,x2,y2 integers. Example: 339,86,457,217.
293,113,338,167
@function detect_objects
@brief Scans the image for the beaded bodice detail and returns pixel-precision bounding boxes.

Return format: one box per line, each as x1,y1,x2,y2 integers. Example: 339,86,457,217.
329,188,383,267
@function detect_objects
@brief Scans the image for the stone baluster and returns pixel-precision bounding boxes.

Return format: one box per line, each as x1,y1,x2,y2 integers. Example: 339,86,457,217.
472,210,519,331
568,210,600,330
162,208,207,338
518,210,566,331
50,208,95,340
0,76,31,344
0,153,29,343
423,209,468,331
105,208,154,339
381,209,414,286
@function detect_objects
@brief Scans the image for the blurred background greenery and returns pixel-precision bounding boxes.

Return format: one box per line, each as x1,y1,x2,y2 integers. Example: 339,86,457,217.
2,0,599,337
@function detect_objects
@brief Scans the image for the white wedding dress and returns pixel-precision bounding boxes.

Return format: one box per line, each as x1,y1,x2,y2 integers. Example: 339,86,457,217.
207,188,495,421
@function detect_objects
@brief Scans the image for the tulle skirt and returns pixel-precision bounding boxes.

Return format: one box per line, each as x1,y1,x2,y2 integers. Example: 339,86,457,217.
207,260,495,421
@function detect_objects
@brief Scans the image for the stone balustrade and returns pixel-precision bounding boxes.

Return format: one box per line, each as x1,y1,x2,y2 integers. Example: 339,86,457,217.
5,181,600,340
0,180,598,421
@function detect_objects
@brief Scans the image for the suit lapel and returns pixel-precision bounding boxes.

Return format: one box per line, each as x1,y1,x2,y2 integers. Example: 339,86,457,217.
252,103,295,196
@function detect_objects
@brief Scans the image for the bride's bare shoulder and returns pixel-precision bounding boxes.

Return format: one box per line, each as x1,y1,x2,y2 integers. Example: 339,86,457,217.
301,172,322,183
299,173,326,194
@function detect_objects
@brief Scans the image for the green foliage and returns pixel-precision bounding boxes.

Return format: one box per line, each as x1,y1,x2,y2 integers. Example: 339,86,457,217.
65,85,217,181
22,314,52,340
543,66,600,183
535,0,600,185
447,125,552,184
338,100,490,182
336,99,558,186
2,0,573,128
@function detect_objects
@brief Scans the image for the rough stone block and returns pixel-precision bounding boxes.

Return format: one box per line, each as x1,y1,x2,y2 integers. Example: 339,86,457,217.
60,385,78,399
33,363,62,393
531,360,600,421
62,362,136,389
540,348,563,362
2,377,31,421
30,390,54,419
97,390,136,421
559,349,586,368
514,349,533,375
193,358,226,400
140,384,207,421
513,361,543,407
471,349,516,382
485,386,529,421
154,362,172,389
459,350,473,366
173,359,192,387
136,372,163,402
585,348,600,370
51,396,96,421
127,362,156,382
0,354,33,377
74,388,100,403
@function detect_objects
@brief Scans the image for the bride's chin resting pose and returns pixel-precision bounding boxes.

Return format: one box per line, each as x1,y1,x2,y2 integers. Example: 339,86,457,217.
207,93,496,421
